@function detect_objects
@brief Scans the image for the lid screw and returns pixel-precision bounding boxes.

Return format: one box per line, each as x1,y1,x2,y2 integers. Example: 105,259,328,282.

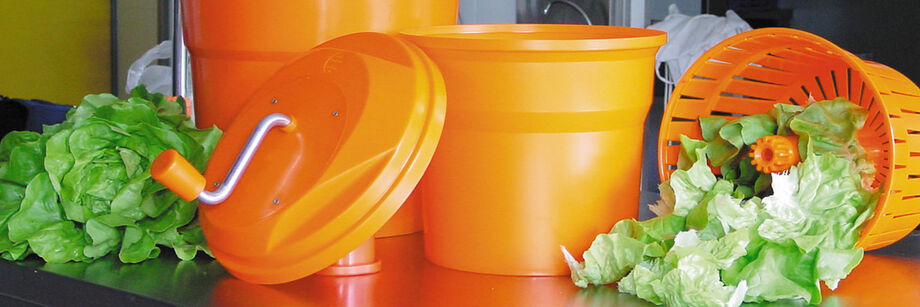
271,98,278,104
273,198,280,205
332,111,340,117
213,182,221,187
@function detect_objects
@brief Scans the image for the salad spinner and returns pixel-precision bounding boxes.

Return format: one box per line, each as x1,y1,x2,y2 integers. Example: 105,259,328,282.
658,28,920,250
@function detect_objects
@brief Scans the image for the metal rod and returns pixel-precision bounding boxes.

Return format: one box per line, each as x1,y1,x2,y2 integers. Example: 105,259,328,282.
543,0,593,25
172,0,187,98
198,113,292,205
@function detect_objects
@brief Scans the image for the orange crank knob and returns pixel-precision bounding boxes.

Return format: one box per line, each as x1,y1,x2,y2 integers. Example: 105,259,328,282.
151,149,206,202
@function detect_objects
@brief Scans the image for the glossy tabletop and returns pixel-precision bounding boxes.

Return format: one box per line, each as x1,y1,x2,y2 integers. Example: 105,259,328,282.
1,196,919,306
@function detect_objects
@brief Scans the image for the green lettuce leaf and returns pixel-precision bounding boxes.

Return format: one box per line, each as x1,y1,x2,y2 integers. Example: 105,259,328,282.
790,98,866,156
678,134,708,170
0,131,45,185
27,221,88,263
119,225,160,263
563,230,646,288
815,247,863,290
770,103,804,136
653,246,747,307
719,114,777,148
7,173,64,242
700,117,728,142
618,259,669,304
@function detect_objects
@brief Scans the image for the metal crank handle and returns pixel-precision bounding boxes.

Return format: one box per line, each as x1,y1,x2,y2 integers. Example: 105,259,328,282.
151,113,295,205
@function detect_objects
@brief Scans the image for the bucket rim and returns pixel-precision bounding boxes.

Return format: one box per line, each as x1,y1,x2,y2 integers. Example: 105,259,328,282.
399,24,666,51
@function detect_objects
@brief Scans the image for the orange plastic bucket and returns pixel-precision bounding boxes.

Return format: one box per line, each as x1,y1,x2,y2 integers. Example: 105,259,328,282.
181,0,459,130
182,0,458,239
400,25,666,276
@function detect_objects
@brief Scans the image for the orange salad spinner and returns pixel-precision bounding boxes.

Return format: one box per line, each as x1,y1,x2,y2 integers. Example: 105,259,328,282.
181,0,459,238
152,32,445,284
400,24,666,276
182,0,458,130
658,28,920,250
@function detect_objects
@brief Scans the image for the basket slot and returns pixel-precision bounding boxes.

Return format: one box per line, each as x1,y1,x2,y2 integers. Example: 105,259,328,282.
890,110,920,134
889,118,910,140
678,79,722,100
886,93,920,119
737,65,797,86
712,96,776,116
709,48,757,65
859,239,898,250
855,82,872,106
707,112,741,119
772,47,836,66
830,69,845,98
872,120,889,135
752,55,830,81
802,78,829,101
893,141,911,166
670,98,711,119
730,39,774,53
722,80,785,101
864,65,920,96
693,62,735,80
765,49,848,81
869,207,920,233
862,223,913,244
813,75,832,100
903,159,920,175
792,44,843,61
890,109,920,131
846,68,870,102
665,121,703,140
905,135,920,154
785,43,843,61
742,35,798,50
903,130,920,153
787,85,811,106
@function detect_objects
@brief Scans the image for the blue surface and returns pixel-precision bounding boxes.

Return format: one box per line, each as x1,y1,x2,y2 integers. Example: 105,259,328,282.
14,98,73,132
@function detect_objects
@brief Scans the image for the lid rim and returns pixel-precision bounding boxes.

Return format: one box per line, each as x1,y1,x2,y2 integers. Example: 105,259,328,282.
399,24,667,51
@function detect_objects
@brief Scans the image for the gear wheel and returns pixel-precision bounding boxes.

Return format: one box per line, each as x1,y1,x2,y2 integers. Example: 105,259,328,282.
748,135,801,173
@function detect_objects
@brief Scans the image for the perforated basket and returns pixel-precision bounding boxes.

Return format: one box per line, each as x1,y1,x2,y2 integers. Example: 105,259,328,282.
658,28,920,250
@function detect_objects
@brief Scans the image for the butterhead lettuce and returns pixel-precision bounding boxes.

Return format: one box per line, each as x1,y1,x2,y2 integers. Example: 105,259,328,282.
0,86,221,263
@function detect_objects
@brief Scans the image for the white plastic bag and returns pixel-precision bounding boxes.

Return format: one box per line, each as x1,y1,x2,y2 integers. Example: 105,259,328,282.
125,40,173,96
648,4,752,100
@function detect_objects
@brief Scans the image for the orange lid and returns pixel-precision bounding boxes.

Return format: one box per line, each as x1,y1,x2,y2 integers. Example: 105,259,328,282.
197,32,445,284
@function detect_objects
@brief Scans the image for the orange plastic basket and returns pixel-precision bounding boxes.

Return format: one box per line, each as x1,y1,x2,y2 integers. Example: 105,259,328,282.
658,28,920,250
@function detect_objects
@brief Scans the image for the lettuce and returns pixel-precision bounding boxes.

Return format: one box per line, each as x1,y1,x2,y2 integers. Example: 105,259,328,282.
564,99,877,306
0,86,221,263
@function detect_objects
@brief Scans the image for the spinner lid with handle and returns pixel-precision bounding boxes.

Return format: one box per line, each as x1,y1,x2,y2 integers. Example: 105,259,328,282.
151,32,446,284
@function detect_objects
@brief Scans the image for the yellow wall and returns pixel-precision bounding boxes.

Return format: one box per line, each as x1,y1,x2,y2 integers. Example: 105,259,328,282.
0,1,111,105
